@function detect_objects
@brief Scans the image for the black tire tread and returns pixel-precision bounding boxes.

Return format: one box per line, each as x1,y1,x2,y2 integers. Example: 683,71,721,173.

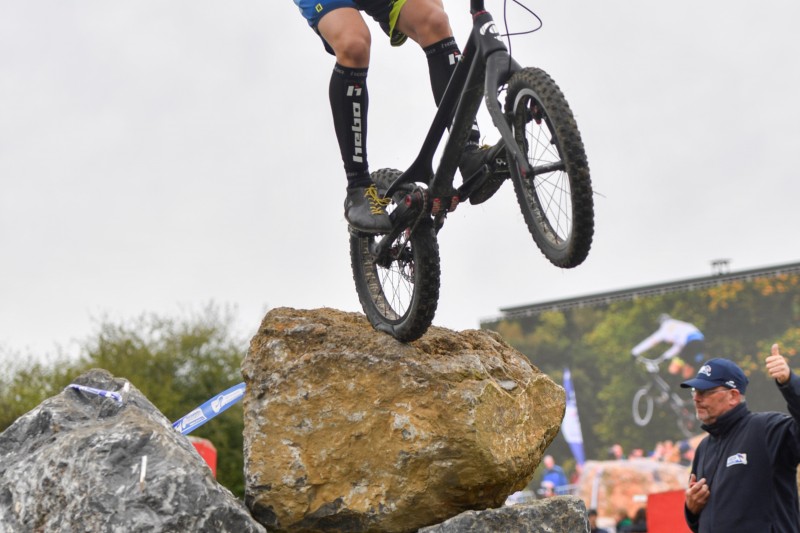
349,169,440,342
505,67,594,268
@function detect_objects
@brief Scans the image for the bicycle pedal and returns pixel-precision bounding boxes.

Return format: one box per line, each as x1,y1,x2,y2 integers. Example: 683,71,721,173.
465,164,489,182
468,172,507,205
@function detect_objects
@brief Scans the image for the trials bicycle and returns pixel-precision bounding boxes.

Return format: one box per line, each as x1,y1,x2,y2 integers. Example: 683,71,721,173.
349,0,594,342
632,353,699,438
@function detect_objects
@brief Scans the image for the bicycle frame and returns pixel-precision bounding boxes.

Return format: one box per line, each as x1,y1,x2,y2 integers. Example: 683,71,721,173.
385,0,528,199
350,1,595,342
633,353,698,434
369,2,530,260
648,373,673,402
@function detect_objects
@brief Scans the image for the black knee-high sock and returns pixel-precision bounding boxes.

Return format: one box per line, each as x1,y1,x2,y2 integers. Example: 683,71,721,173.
424,37,480,147
329,64,371,189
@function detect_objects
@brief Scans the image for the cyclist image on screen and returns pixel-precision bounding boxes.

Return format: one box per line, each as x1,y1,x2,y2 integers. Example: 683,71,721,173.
632,314,705,379
292,0,490,233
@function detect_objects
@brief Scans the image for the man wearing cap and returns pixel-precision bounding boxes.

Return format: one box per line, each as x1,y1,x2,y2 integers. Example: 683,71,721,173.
681,344,800,532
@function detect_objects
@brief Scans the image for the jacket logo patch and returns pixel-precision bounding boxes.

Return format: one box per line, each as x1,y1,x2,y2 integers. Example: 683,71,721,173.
726,453,747,467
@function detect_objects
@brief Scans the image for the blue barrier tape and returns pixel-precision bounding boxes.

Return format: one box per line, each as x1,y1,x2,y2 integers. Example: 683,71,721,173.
66,383,123,403
172,382,246,435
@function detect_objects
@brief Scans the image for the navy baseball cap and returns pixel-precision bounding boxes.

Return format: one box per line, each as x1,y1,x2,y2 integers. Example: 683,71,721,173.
680,358,748,394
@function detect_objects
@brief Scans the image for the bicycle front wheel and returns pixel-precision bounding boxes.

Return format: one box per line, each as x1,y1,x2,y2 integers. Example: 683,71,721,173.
349,169,441,342
632,387,654,427
505,68,594,268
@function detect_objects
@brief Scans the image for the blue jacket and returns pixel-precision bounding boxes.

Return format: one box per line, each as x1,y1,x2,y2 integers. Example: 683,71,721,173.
541,465,569,493
685,373,800,532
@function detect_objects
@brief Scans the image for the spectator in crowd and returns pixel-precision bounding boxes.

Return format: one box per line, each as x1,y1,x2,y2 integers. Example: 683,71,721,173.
615,509,633,531
651,439,680,463
662,440,677,462
608,443,625,460
682,347,800,532
588,509,609,533
537,479,555,498
621,507,647,532
569,462,583,485
541,455,569,494
650,441,665,461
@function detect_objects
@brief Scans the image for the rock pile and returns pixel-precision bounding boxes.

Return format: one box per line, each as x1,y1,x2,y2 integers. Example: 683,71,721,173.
0,368,263,532
0,308,584,532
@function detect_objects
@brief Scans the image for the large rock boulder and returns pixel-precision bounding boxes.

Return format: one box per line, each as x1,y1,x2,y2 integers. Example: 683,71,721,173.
418,495,588,533
0,369,264,533
242,307,566,532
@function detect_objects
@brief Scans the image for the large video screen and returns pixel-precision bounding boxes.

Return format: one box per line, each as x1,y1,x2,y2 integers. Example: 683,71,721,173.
481,262,800,463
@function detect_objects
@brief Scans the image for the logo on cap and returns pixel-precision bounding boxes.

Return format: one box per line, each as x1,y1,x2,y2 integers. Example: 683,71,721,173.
698,364,712,377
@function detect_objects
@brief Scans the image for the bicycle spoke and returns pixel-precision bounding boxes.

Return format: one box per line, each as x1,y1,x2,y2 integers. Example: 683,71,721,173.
506,68,593,268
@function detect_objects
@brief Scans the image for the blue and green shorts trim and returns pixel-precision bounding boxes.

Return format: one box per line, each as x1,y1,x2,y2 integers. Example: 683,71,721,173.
293,0,408,53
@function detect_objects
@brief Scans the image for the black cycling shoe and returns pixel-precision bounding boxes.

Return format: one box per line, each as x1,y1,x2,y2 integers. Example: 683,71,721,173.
458,144,488,182
344,184,392,233
458,144,509,205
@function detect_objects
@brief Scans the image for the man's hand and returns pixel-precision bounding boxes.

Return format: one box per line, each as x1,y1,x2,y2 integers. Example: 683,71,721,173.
686,473,710,515
766,343,791,385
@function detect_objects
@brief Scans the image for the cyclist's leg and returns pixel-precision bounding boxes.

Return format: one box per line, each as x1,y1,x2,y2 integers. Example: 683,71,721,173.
318,7,371,68
396,0,483,181
394,0,452,48
396,1,475,125
317,9,391,231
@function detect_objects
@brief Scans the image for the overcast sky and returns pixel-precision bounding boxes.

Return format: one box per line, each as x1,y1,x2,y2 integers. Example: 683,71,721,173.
2,0,799,360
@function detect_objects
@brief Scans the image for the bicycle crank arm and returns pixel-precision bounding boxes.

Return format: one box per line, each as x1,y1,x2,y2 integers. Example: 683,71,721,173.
370,189,428,263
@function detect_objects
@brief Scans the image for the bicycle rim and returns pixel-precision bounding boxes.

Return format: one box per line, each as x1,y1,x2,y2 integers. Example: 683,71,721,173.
506,68,594,268
349,169,440,342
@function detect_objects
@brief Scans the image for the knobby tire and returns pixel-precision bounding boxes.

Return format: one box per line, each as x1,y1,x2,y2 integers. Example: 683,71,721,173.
349,169,441,342
505,67,594,268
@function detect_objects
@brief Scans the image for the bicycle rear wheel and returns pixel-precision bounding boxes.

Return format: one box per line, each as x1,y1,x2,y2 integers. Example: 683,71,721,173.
505,67,594,268
349,169,441,342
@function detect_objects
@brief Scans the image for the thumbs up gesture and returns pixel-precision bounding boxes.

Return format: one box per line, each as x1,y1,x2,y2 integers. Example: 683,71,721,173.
766,343,791,385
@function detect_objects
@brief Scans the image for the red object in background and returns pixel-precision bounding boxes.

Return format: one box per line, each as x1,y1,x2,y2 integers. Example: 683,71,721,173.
188,436,218,478
647,489,691,533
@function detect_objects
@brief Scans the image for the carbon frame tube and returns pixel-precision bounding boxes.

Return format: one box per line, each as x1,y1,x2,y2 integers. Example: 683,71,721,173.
429,9,520,196
470,0,486,15
385,3,525,197
385,33,475,197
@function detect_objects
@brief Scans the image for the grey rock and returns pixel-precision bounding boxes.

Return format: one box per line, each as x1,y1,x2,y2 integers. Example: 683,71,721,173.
0,368,265,533
418,496,589,533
